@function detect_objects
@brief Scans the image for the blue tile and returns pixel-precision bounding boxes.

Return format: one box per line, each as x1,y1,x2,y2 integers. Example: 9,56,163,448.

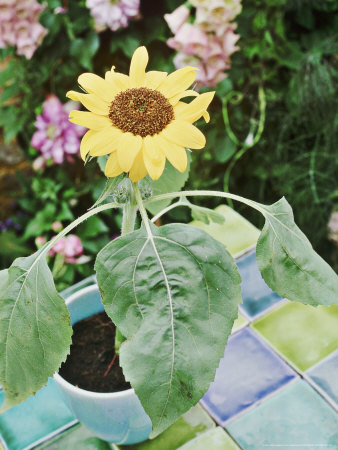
236,251,282,318
0,379,75,450
200,328,297,425
227,380,338,449
306,350,338,409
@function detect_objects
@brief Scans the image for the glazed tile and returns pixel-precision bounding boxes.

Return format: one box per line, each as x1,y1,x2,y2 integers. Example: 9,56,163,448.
200,327,297,425
306,350,338,409
231,313,247,333
36,423,112,449
117,404,214,449
227,380,338,449
253,302,338,372
236,250,283,319
190,204,259,257
0,379,75,450
177,427,239,449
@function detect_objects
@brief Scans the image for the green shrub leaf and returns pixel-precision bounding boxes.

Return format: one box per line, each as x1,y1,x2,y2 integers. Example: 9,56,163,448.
0,250,72,411
95,223,241,437
256,197,338,306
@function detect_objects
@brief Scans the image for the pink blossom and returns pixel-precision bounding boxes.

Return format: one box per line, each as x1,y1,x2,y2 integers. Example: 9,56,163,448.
35,236,46,249
167,23,209,59
49,235,84,264
328,212,338,246
164,5,190,34
31,95,85,165
86,0,140,32
195,0,242,32
52,221,63,232
0,0,48,59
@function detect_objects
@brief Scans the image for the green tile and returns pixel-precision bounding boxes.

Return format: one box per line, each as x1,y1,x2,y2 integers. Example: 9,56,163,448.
37,424,112,449
190,205,259,257
227,380,338,449
177,427,239,450
252,302,338,372
232,313,247,333
117,405,215,449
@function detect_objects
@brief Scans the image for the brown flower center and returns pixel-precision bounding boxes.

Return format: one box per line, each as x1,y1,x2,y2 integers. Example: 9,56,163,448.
109,87,174,137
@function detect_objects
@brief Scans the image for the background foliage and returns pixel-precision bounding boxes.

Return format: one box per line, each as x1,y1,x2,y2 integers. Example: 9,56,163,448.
0,0,337,290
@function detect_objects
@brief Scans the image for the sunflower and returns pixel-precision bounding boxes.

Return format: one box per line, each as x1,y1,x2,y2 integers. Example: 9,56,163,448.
67,46,214,182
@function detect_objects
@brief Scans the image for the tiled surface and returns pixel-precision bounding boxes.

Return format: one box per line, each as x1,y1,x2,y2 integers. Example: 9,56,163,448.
116,405,214,449
190,204,259,257
36,424,111,449
201,327,297,425
0,206,337,449
253,301,338,372
227,380,338,449
236,250,283,319
306,350,338,409
177,427,239,449
0,379,75,450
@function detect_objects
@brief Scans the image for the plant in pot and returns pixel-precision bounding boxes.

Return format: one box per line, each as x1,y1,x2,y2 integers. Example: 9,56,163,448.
0,46,337,445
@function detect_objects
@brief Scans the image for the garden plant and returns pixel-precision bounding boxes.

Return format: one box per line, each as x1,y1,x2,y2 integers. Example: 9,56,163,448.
0,46,338,439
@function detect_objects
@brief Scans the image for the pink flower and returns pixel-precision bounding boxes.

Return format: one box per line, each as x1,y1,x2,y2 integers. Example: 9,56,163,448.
52,221,63,232
86,0,140,32
195,0,242,32
164,5,190,34
167,23,209,58
35,236,46,249
49,235,84,264
328,212,338,246
31,95,85,165
0,0,48,59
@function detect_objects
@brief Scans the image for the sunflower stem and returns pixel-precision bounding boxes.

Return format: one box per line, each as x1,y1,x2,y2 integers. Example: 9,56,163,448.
133,182,152,237
115,181,138,354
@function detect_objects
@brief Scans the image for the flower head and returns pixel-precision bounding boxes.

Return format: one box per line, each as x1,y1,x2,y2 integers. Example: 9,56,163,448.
86,0,140,32
49,234,84,264
0,0,47,59
67,46,214,181
31,94,85,165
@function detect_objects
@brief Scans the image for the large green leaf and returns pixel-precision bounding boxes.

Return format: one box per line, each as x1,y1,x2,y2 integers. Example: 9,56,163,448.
256,197,338,306
146,155,190,216
0,250,72,411
95,223,241,437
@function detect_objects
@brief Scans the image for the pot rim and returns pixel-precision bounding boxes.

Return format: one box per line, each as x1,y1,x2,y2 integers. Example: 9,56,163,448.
54,283,134,399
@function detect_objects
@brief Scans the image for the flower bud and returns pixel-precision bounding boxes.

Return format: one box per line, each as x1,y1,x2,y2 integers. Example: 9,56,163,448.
35,236,46,249
52,221,63,232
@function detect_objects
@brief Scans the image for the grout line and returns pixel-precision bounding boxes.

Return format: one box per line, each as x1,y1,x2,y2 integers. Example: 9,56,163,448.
221,377,300,428
27,420,79,450
303,373,338,413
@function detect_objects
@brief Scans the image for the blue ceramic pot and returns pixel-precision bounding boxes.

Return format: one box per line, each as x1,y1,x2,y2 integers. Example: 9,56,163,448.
54,284,152,444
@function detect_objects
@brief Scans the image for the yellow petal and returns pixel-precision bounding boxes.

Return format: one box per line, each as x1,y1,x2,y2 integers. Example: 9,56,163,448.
105,151,123,178
117,132,143,172
169,89,199,106
129,46,149,87
66,91,109,115
162,120,206,149
68,110,112,130
174,92,215,123
129,149,147,182
80,130,96,160
156,135,187,173
203,111,210,123
157,66,197,99
143,135,166,180
144,71,167,89
109,72,131,91
89,127,123,156
78,73,115,103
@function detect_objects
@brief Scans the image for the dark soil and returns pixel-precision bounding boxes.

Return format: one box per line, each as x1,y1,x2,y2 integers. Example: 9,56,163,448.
59,311,130,393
